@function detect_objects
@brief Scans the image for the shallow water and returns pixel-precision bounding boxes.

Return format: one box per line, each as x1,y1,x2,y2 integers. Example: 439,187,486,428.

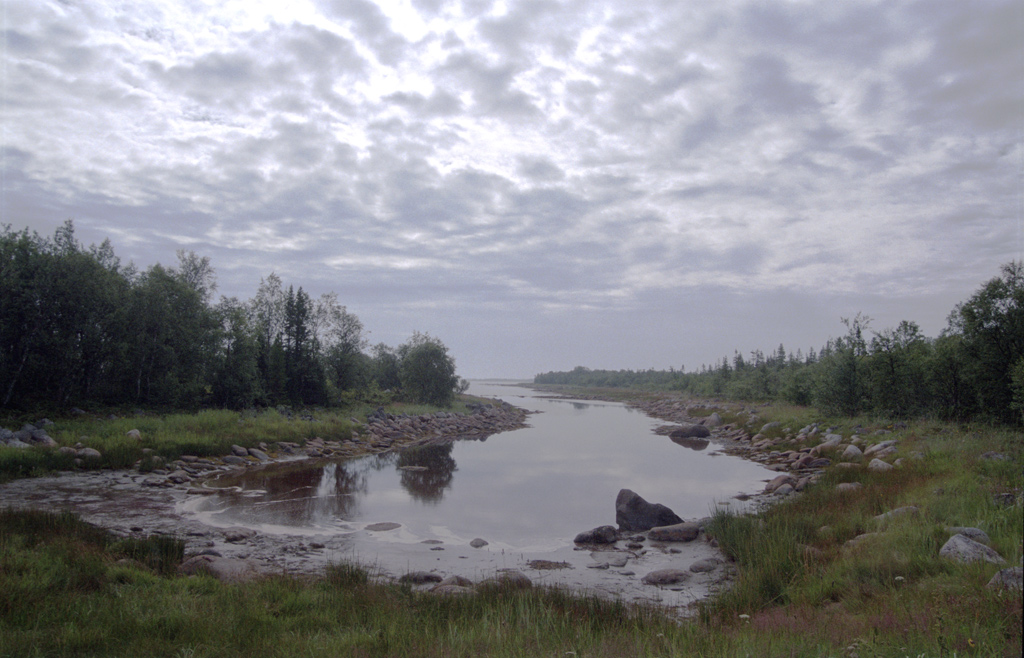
190,382,773,550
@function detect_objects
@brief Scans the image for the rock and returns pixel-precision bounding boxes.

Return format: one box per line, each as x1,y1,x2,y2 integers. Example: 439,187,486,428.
865,440,897,457
835,482,863,493
437,575,474,588
642,569,691,585
248,448,270,461
166,470,191,484
670,423,711,440
868,459,893,472
648,522,700,542
704,412,723,428
126,429,141,440
818,434,843,449
760,421,781,434
470,538,489,548
230,444,248,457
365,522,401,531
688,558,721,573
945,527,991,545
841,445,863,460
980,452,1009,461
178,555,261,583
480,570,532,590
615,489,683,532
844,532,881,549
399,571,443,584
670,434,710,450
938,534,1007,565
775,484,795,496
764,474,796,494
986,567,1023,591
222,455,247,466
589,552,628,568
224,528,256,543
76,447,101,459
874,506,919,522
574,525,617,544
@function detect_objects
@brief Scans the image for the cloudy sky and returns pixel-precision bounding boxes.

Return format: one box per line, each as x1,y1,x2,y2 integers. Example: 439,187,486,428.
3,0,1021,378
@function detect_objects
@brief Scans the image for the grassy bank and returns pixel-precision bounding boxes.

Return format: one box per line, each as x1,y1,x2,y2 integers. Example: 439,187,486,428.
0,396,491,482
1,392,1021,656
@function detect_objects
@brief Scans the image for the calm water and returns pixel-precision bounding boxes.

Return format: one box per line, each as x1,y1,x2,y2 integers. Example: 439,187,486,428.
189,382,774,551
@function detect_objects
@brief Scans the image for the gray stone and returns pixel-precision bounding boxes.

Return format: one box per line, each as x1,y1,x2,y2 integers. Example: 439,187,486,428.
648,522,700,542
835,482,863,493
574,525,617,544
78,447,102,459
865,440,897,456
868,459,893,472
222,455,247,466
616,489,682,532
704,412,723,428
230,444,248,457
365,522,401,531
247,448,270,461
760,421,781,434
641,569,692,585
470,538,489,548
689,558,721,573
945,527,991,545
939,534,1007,565
774,484,795,496
841,444,863,460
670,423,711,440
480,570,532,590
589,552,629,568
986,567,1023,591
764,474,796,494
126,429,141,440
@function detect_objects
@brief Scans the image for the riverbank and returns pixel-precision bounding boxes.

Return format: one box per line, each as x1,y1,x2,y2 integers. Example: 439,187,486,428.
2,387,1021,656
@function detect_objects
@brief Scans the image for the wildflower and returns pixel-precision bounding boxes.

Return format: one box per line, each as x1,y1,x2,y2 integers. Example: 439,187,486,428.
738,614,750,622
968,638,976,648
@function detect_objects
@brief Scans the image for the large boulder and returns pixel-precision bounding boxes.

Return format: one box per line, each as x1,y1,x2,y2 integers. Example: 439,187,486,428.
939,534,1006,565
615,489,683,532
670,423,710,440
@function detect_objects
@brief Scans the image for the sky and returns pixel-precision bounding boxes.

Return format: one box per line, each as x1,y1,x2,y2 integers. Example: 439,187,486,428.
2,0,1022,379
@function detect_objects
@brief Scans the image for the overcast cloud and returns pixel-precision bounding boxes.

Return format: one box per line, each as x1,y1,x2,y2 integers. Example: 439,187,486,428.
3,0,1021,378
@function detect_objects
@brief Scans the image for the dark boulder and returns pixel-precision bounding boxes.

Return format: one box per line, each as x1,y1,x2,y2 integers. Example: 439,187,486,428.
669,423,711,440
573,525,618,544
615,489,683,532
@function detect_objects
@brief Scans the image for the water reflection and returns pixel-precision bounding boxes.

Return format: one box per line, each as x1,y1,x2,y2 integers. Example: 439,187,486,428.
396,444,458,504
670,435,710,451
194,382,775,544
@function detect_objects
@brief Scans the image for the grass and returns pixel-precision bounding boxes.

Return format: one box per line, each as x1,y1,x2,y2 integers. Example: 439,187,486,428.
0,395,495,482
0,394,1021,656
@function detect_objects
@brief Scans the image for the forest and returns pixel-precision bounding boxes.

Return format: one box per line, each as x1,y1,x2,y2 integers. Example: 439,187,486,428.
0,221,466,411
536,261,1024,425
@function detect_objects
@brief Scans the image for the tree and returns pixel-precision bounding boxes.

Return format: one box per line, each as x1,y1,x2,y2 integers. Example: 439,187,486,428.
399,333,460,407
867,320,930,417
812,314,871,416
211,297,261,408
949,261,1023,422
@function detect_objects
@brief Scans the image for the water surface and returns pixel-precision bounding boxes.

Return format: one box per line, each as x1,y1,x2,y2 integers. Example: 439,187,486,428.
190,381,773,551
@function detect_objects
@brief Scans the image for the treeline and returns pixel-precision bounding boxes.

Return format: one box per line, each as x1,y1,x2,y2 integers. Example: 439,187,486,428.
0,222,466,411
536,262,1024,425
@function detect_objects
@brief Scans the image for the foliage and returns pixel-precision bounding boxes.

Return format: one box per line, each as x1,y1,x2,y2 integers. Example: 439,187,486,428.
536,262,1023,425
0,222,465,412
